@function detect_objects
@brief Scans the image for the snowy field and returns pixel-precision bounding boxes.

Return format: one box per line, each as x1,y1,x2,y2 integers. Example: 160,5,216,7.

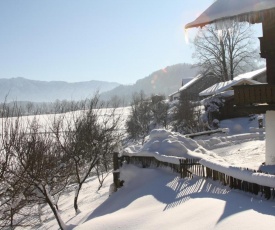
0,106,131,133
33,114,275,230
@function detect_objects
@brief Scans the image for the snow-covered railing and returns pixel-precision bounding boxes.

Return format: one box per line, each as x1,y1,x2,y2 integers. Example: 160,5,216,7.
120,154,275,200
185,128,228,138
120,155,203,180
199,159,275,199
120,155,181,174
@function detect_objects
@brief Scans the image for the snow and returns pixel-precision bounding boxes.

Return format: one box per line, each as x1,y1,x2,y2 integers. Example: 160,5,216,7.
200,158,275,187
15,111,275,229
39,164,275,230
185,0,275,29
0,106,130,134
123,129,206,164
123,116,266,170
234,68,266,81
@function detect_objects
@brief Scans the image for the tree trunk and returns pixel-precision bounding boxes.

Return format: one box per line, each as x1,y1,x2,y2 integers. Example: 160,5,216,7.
10,209,13,230
220,40,229,81
44,188,67,230
47,200,67,230
74,184,82,214
38,204,43,224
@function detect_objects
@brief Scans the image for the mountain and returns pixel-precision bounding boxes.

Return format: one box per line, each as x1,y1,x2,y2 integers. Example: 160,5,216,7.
100,63,199,104
0,63,198,103
0,77,120,102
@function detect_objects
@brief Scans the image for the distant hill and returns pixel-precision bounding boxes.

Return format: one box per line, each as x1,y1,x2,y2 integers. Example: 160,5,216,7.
0,63,198,104
100,63,199,104
0,77,120,102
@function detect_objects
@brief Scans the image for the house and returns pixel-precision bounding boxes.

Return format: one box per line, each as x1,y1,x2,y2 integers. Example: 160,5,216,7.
169,72,220,102
185,0,275,165
168,91,180,102
199,69,266,121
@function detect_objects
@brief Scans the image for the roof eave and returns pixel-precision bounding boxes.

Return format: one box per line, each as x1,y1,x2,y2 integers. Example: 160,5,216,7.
185,7,275,29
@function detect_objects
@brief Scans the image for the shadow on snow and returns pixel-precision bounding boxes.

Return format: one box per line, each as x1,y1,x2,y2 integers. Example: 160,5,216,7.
72,164,275,228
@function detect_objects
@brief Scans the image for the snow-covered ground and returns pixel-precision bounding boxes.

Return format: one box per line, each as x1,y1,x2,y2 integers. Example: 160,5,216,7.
38,165,275,230
36,115,275,229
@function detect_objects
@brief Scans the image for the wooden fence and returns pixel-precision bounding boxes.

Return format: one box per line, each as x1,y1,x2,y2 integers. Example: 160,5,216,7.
120,156,180,174
179,158,203,178
202,167,275,200
119,155,275,200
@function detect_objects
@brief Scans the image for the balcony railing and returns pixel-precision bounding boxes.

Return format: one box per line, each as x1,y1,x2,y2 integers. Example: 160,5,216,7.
233,84,275,106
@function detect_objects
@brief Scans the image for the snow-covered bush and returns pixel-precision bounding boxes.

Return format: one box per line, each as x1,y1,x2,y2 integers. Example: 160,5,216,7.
202,95,224,127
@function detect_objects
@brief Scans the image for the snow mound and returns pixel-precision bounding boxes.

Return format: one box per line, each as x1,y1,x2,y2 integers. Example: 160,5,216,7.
124,129,210,162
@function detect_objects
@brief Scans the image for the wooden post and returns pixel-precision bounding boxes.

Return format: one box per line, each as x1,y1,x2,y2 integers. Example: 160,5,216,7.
222,173,226,185
113,152,119,171
113,171,120,191
113,152,120,191
264,186,271,200
213,170,217,181
261,18,275,85
184,159,188,178
229,176,233,188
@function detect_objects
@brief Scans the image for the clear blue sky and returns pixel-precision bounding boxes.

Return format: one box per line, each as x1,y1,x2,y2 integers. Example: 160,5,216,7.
0,0,259,84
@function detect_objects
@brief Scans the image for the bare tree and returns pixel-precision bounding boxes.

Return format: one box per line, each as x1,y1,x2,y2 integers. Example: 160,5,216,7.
52,95,122,214
9,117,71,230
0,168,35,230
0,104,37,229
193,21,261,81
172,92,205,134
94,141,114,191
126,92,170,142
151,95,169,129
126,92,153,143
0,95,123,228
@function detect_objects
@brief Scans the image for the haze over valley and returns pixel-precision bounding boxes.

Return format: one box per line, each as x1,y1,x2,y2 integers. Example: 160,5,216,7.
0,63,198,104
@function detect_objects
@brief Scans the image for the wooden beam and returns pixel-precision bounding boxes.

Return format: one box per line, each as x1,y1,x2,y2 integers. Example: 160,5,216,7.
233,104,275,114
261,18,275,85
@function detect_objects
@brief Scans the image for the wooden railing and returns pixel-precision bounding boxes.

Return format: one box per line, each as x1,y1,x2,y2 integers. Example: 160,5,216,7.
119,155,275,200
233,84,275,106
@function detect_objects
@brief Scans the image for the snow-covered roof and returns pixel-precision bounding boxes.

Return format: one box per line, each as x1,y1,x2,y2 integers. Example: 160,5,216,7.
168,91,180,97
185,0,275,29
169,75,205,97
199,78,262,97
234,67,266,80
179,74,203,92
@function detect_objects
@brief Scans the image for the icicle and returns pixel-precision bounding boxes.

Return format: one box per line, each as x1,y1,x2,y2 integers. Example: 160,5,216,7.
184,28,189,44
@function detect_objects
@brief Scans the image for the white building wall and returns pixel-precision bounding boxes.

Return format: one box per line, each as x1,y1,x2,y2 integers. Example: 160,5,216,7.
265,110,275,165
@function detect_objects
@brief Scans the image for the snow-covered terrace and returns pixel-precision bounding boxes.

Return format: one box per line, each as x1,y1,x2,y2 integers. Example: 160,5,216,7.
199,78,262,97
233,67,266,81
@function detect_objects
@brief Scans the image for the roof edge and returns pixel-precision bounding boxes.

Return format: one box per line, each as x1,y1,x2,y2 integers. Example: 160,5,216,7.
185,6,275,29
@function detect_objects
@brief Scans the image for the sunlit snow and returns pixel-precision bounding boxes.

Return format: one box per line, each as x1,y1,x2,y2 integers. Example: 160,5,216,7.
34,114,275,230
